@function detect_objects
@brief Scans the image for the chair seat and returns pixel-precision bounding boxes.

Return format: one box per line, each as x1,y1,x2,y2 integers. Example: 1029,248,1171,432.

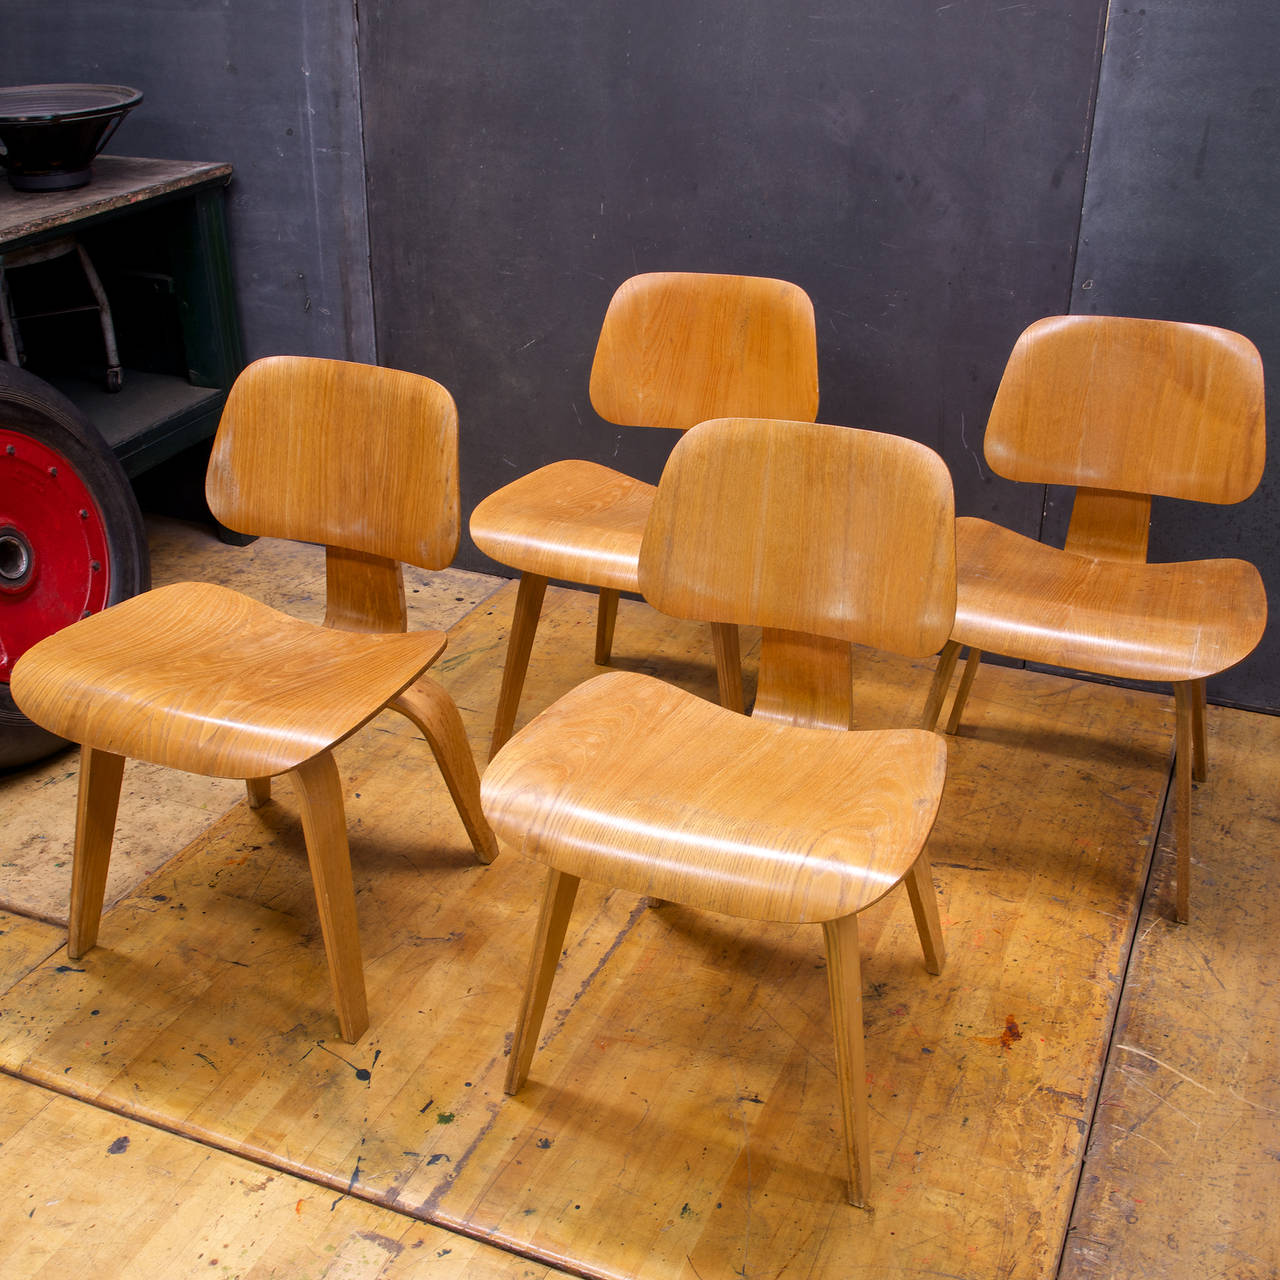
469,458,653,590
11,580,446,779
952,516,1268,682
482,670,947,924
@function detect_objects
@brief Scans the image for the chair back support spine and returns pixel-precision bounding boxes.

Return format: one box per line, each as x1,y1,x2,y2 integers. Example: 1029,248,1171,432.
589,273,819,430
984,316,1265,509
206,355,462,573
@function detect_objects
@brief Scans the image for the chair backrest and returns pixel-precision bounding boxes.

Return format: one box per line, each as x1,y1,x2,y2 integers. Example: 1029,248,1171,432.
985,315,1265,505
639,418,955,728
207,355,461,570
588,272,819,430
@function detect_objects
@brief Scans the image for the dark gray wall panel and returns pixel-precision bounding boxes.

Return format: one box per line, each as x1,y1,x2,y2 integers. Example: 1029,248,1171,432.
1,1,373,363
361,1,1107,568
1073,1,1280,710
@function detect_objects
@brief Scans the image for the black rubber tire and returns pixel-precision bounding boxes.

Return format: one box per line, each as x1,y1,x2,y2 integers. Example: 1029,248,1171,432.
0,362,150,770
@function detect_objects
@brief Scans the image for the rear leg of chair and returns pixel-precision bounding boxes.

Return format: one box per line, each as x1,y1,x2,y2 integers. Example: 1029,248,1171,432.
1190,677,1207,783
1173,681,1195,925
711,622,744,714
68,747,126,959
291,750,368,1043
903,849,946,976
246,777,272,809
595,588,620,665
921,640,961,731
490,572,549,759
945,648,982,735
391,679,498,864
505,868,580,1095
822,913,870,1209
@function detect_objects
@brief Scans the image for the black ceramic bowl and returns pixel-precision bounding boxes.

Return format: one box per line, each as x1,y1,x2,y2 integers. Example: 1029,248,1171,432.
0,84,143,192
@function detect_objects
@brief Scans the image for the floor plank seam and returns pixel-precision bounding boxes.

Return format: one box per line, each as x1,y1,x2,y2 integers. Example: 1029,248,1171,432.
1052,741,1174,1279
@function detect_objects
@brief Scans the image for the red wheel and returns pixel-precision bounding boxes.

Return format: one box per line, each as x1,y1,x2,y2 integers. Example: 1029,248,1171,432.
0,363,148,769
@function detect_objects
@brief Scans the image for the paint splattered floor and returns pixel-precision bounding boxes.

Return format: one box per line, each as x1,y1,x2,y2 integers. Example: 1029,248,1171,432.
0,517,1275,1278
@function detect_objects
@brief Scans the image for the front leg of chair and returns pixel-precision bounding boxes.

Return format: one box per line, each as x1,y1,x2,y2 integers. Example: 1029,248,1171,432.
68,746,126,959
291,750,368,1043
921,640,961,731
945,647,982,735
505,868,580,1095
903,850,946,976
1191,677,1207,783
246,778,272,809
490,572,549,759
822,913,870,1209
711,622,744,714
391,680,498,864
1173,681,1195,924
595,588,620,665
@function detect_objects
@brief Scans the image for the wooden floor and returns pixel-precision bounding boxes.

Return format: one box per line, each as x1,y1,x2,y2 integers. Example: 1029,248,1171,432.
0,518,1276,1279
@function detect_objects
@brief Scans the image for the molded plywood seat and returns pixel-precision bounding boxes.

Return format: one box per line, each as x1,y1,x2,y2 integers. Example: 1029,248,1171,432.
483,417,957,1207
12,356,497,1042
470,271,819,756
922,316,1266,923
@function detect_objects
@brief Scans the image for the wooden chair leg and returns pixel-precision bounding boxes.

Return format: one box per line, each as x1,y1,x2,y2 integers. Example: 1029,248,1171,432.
945,647,982,735
490,572,549,760
711,621,744,714
822,913,870,1209
903,850,946,976
1190,677,1207,783
290,751,368,1043
246,777,272,809
595,588,620,665
505,868,580,1095
921,639,961,730
68,746,126,959
390,679,498,864
1173,681,1194,925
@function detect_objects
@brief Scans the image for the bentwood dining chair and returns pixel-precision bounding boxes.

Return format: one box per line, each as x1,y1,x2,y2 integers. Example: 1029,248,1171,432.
921,315,1266,922
12,355,498,1041
469,271,819,756
483,416,957,1206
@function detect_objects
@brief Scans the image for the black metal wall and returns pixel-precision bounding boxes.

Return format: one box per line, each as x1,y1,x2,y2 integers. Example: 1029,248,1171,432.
362,1,1107,564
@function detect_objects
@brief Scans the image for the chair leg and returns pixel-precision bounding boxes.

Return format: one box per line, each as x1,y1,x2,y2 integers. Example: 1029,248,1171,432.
711,621,744,714
921,640,961,731
1173,682,1195,925
1190,677,1208,783
490,572,549,760
290,751,368,1043
68,747,126,959
246,778,272,809
822,913,870,1209
505,868,580,1095
595,588,620,665
390,679,498,864
903,850,946,976
945,647,982,735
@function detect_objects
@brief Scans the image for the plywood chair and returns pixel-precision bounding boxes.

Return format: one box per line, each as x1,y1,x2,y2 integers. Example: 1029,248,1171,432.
469,271,819,757
11,355,498,1043
483,417,957,1207
921,315,1267,923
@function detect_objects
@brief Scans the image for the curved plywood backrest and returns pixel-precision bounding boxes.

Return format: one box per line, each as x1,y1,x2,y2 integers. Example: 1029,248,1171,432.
207,355,461,571
985,315,1265,504
588,272,819,430
639,418,956,657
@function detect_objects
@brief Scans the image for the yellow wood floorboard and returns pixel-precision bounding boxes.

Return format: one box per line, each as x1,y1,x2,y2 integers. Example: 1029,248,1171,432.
1061,703,1280,1280
0,568,1183,1278
0,1072,561,1278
